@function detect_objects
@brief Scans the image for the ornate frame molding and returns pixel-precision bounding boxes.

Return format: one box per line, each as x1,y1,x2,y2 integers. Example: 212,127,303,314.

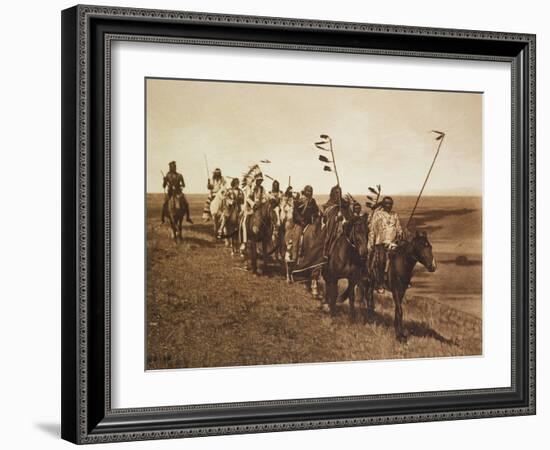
62,4,536,444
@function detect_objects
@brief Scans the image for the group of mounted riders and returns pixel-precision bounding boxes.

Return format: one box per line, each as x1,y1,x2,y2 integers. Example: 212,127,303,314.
161,160,437,342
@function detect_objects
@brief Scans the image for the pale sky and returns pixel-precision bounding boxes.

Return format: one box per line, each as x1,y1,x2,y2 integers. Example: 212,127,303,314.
146,78,482,196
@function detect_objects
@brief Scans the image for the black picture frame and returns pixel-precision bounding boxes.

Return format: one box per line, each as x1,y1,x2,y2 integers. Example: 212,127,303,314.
61,4,536,444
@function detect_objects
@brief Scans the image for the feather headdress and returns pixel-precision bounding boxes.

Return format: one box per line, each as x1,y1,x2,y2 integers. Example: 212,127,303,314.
241,164,263,188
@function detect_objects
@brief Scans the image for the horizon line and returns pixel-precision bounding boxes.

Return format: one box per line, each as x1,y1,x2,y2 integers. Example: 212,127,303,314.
146,191,483,197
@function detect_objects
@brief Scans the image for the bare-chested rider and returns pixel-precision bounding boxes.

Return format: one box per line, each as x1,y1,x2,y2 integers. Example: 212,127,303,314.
161,161,192,224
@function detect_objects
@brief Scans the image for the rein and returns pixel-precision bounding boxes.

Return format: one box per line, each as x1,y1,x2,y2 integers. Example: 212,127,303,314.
344,220,364,255
345,224,358,250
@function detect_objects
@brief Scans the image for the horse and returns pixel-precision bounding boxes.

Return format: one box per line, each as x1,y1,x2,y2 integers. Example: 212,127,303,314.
279,196,298,281
245,199,279,275
209,186,226,237
364,230,437,342
217,197,241,255
322,215,369,321
166,193,188,242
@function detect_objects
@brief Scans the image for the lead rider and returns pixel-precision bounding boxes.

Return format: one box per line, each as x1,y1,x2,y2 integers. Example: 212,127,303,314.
368,196,404,292
161,161,193,224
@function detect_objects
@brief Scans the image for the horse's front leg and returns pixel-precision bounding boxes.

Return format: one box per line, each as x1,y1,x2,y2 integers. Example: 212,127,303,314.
392,285,407,343
311,268,322,300
348,280,357,322
168,218,177,242
364,281,375,324
285,261,293,283
261,239,268,275
179,216,184,241
326,279,338,316
249,241,257,274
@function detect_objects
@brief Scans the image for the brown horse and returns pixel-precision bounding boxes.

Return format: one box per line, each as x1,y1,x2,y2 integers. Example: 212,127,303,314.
246,199,279,275
287,216,325,298
364,230,437,342
322,215,369,320
166,193,188,242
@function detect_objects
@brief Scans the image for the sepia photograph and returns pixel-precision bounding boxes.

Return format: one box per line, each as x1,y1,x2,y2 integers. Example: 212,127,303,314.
145,77,483,370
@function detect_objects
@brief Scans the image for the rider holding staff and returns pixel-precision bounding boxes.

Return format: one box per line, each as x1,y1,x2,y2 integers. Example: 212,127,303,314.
321,185,350,258
368,196,404,292
161,161,192,224
202,168,226,223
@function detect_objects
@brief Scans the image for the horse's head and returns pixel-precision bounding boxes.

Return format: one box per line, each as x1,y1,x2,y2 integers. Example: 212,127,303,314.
411,230,436,272
345,215,369,260
250,201,276,236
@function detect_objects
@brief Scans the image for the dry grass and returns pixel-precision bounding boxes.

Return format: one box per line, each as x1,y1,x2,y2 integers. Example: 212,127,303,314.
146,196,481,369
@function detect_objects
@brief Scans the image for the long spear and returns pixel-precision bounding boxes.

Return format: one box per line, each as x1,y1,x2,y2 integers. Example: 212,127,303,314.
203,154,210,183
160,170,166,194
407,130,446,228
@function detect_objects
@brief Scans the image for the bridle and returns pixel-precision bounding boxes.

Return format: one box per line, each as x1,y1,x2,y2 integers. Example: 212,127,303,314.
344,218,365,255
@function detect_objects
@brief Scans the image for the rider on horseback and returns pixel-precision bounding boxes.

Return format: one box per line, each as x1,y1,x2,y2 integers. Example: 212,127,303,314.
351,201,363,217
161,161,192,224
240,174,266,251
293,185,319,228
202,168,226,223
217,178,244,238
287,185,319,261
321,185,350,259
368,196,404,292
268,180,283,203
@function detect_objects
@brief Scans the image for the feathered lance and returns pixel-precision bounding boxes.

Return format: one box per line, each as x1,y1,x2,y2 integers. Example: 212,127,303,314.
366,185,381,209
406,130,446,228
315,134,342,209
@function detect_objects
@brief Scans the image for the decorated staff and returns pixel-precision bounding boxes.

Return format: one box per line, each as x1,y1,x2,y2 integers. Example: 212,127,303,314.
315,133,344,210
406,130,446,228
366,185,382,210
202,161,226,223
315,134,341,187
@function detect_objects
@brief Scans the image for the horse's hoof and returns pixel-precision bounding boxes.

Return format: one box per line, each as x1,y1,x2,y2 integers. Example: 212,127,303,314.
396,333,408,344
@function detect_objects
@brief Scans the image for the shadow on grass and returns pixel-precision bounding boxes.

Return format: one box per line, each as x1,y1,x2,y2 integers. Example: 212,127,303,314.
366,310,456,346
183,236,216,248
187,223,216,235
438,259,482,267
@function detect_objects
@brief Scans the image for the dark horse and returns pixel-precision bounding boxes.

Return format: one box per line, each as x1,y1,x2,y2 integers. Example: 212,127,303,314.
165,193,188,242
322,215,369,320
246,199,279,275
365,230,437,342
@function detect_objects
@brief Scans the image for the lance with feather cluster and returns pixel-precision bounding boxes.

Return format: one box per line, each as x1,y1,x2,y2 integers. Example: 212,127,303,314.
315,134,340,186
406,130,446,228
315,134,343,208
